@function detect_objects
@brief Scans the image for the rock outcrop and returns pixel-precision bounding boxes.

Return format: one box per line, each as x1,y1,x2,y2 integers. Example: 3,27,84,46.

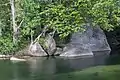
45,34,57,56
29,42,47,57
29,34,57,56
60,44,93,57
60,26,111,57
29,26,111,57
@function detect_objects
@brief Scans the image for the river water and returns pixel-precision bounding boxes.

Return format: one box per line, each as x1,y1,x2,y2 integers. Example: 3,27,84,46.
0,51,120,80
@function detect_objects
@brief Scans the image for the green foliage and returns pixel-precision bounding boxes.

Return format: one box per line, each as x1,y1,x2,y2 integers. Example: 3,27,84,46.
0,0,25,54
0,37,17,54
0,0,12,36
0,0,120,54
0,36,28,54
22,0,120,39
38,37,47,49
22,0,86,38
91,0,120,31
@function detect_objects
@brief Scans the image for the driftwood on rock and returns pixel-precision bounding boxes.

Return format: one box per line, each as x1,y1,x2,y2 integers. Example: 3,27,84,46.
33,26,48,44
28,26,48,57
29,26,57,56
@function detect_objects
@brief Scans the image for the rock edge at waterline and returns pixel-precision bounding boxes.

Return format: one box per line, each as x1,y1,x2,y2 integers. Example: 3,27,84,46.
0,55,27,61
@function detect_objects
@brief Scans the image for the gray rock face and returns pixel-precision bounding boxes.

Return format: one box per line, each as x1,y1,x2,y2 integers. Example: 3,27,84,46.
60,44,93,57
45,34,57,56
29,42,47,57
60,26,111,57
54,48,63,56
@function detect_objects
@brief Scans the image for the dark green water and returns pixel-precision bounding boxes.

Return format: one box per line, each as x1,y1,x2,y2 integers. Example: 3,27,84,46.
0,51,120,80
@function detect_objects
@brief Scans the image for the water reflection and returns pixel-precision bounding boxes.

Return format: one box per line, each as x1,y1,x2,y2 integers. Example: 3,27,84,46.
28,57,56,80
0,51,120,80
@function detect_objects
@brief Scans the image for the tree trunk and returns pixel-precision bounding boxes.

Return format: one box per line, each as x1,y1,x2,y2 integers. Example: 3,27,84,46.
0,21,2,36
10,0,17,44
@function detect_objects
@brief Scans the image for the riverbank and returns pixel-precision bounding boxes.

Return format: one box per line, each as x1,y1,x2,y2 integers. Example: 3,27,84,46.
0,55,11,59
0,54,30,61
53,65,120,80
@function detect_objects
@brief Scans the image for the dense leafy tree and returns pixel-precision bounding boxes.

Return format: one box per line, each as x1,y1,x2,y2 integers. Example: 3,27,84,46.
23,0,120,39
0,0,120,54
0,0,24,54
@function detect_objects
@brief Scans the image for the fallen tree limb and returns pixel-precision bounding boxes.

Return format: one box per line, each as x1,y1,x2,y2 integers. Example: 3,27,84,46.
33,26,48,44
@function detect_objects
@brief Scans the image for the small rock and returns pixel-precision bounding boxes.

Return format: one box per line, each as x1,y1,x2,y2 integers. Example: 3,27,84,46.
54,47,63,56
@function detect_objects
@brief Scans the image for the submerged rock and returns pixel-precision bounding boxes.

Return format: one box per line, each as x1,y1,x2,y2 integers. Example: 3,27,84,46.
29,42,47,57
60,26,111,57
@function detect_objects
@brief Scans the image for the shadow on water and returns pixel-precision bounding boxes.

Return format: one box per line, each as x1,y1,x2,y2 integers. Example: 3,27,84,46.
0,51,120,80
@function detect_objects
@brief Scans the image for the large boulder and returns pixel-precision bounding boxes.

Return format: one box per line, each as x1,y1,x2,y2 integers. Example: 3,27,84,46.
60,26,111,57
60,44,93,57
29,42,47,57
45,34,57,56
71,26,111,51
29,34,57,56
